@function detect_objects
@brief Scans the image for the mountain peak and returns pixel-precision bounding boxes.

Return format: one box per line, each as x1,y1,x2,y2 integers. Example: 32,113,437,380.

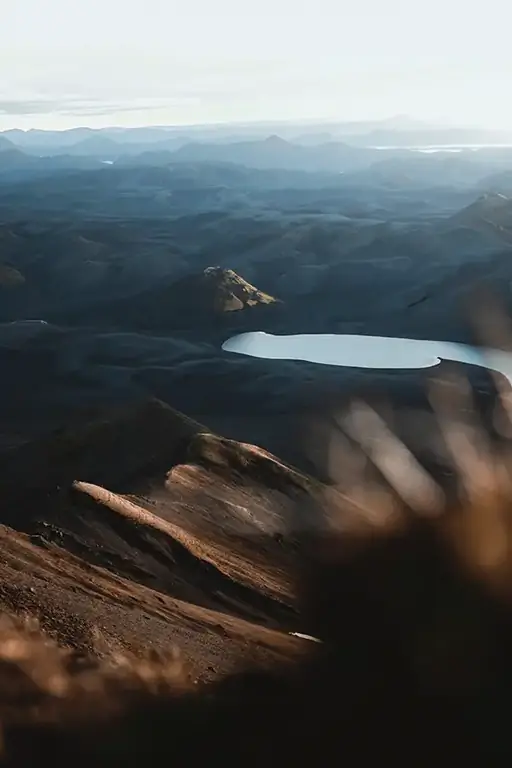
203,266,278,312
48,265,279,331
450,192,512,229
479,191,510,205
263,135,291,146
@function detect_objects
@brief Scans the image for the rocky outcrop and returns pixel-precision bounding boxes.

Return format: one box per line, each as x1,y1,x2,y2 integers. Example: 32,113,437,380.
203,267,278,312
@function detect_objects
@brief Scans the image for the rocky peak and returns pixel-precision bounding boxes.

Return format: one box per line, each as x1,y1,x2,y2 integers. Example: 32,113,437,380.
203,266,279,312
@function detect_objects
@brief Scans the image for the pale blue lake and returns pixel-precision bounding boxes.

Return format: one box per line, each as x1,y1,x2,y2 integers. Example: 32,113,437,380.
222,332,512,387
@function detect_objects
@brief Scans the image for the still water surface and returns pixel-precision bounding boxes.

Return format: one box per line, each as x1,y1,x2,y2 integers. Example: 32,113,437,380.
222,332,512,386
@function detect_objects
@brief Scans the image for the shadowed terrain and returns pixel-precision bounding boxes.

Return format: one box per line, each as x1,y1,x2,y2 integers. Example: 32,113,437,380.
1,406,512,765
3,126,512,763
0,399,323,686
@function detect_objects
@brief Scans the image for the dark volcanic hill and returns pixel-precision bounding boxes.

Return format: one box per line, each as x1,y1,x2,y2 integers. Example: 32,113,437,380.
49,266,280,332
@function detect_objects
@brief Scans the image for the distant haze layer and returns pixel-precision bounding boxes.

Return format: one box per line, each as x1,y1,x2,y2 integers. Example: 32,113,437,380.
1,0,511,129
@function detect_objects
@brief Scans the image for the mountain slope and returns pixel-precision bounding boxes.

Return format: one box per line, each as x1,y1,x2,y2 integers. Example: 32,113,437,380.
0,146,104,179
0,136,16,152
204,267,278,311
0,399,319,631
172,136,373,172
0,522,302,683
0,396,324,682
450,193,512,231
49,266,280,331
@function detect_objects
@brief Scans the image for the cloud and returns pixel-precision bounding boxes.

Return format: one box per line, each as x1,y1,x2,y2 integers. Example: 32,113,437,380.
0,96,199,117
0,99,64,116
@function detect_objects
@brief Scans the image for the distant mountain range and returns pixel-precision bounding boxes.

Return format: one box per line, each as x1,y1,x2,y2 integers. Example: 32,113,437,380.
1,126,512,465
3,127,512,185
0,132,375,175
3,120,512,162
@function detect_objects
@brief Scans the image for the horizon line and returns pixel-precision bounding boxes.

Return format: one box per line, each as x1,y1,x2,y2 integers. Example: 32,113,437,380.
0,116,501,135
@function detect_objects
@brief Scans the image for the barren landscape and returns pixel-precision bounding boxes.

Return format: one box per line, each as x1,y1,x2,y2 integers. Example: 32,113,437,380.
2,121,512,763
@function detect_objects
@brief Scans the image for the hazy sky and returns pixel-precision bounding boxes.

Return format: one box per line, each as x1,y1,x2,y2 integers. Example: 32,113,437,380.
1,0,511,130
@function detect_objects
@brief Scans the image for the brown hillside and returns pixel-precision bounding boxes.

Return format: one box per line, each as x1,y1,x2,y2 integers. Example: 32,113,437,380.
0,399,326,651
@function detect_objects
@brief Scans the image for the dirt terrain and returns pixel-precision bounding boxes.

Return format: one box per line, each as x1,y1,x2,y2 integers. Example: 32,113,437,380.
0,399,318,680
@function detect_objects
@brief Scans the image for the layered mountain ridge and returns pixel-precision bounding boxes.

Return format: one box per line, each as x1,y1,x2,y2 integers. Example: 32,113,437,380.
2,124,512,689
0,396,322,678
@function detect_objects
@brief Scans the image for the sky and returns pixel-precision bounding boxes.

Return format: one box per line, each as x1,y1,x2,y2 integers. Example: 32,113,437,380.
1,0,511,130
